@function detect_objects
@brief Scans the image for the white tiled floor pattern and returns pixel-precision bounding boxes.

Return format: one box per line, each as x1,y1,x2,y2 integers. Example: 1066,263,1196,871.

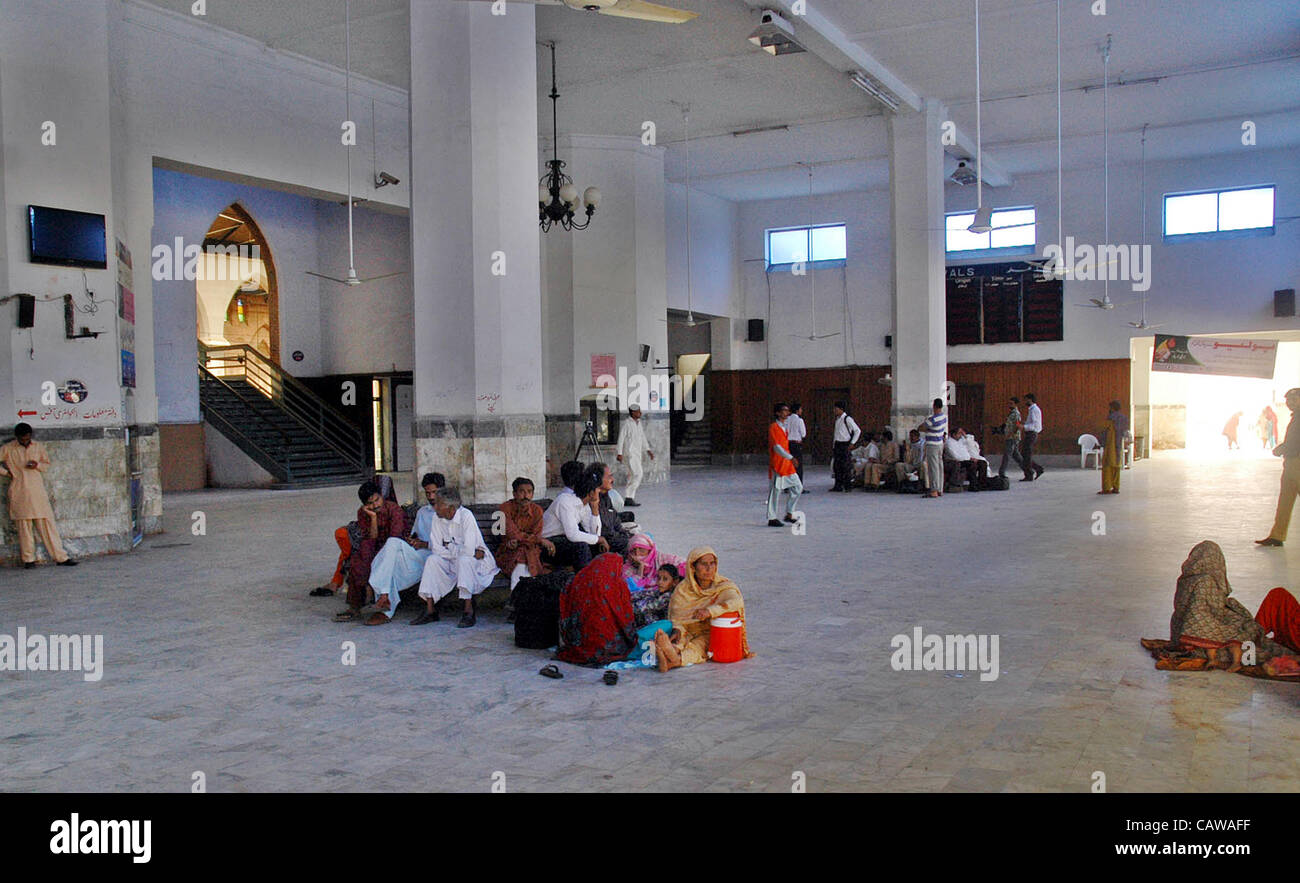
2,451,1296,792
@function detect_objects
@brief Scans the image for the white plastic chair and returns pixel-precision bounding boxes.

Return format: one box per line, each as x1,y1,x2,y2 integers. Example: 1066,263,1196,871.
1078,434,1102,469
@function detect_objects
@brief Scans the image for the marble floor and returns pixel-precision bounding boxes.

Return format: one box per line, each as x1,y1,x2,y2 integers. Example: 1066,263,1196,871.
2,450,1297,793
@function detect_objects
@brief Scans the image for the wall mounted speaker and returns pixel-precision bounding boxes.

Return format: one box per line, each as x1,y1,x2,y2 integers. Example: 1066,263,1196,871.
884,334,892,348
639,344,651,363
747,319,765,342
16,294,35,328
1275,289,1295,318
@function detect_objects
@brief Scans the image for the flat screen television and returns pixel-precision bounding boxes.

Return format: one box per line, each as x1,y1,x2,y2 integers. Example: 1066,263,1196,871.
28,205,107,269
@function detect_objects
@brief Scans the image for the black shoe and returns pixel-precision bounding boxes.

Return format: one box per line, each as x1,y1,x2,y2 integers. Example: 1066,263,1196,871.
767,519,783,527
624,499,639,507
456,612,476,628
1256,537,1284,547
23,562,36,569
410,609,439,625
783,513,797,523
57,559,78,566
1034,466,1044,478
1019,477,1034,482
602,670,618,686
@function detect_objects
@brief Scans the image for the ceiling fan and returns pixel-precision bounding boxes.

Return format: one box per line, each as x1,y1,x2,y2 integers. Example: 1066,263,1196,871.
307,0,406,288
457,0,697,24
789,163,841,342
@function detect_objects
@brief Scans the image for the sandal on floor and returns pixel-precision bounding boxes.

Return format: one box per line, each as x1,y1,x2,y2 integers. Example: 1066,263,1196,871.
603,671,618,686
333,609,358,622
539,664,563,679
364,612,391,626
310,586,336,597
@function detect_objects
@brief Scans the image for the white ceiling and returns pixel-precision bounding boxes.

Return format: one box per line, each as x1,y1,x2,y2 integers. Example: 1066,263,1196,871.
137,0,1300,201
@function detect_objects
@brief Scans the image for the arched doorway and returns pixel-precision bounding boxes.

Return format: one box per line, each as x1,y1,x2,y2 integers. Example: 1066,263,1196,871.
195,203,279,363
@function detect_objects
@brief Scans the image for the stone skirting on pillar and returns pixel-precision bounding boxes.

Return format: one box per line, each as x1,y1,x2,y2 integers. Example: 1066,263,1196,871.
0,424,162,564
543,412,670,494
890,405,934,443
413,414,547,504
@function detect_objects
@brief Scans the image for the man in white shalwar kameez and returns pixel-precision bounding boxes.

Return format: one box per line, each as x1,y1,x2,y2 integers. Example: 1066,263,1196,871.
616,406,654,506
412,487,499,629
363,473,443,626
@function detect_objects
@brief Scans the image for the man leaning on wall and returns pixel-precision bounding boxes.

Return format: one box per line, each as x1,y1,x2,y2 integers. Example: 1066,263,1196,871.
1,423,78,568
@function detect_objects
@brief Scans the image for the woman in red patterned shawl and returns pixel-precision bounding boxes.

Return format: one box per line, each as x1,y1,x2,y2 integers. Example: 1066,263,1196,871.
556,553,638,666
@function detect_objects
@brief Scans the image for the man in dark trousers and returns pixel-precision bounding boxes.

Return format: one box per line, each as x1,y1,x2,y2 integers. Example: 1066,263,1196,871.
1020,392,1045,482
830,401,861,492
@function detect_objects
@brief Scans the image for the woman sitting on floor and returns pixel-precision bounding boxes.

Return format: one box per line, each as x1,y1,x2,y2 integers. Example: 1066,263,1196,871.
623,533,684,627
654,546,754,673
556,553,639,667
1140,540,1300,678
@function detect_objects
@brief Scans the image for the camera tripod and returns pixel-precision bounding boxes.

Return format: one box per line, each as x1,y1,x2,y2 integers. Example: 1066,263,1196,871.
575,422,605,464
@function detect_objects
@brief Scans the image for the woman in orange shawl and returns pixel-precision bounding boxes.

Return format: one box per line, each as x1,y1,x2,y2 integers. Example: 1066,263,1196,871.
654,546,754,672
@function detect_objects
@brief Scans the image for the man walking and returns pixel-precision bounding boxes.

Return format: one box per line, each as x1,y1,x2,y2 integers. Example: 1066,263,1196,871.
1256,387,1300,548
998,396,1024,479
616,405,654,507
786,402,808,485
768,403,803,526
1,423,77,568
918,398,947,499
830,401,861,492
1020,393,1045,482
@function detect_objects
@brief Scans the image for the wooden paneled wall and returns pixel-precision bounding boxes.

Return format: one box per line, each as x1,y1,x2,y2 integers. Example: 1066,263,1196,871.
708,359,1131,459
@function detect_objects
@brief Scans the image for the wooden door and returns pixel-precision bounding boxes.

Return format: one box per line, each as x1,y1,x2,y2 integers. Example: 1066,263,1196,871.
808,387,850,465
949,383,986,450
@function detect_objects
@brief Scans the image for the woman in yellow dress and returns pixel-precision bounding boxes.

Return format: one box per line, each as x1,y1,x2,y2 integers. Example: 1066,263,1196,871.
1098,400,1128,495
654,546,754,672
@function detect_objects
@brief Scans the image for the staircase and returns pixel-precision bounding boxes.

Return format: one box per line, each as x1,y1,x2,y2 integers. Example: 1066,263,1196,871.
673,414,712,465
198,342,369,488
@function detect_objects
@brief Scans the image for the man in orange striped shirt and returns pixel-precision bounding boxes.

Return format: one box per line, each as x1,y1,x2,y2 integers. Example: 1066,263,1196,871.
767,403,804,526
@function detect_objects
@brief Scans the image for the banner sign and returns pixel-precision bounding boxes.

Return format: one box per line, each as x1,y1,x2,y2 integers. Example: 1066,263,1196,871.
1152,334,1278,380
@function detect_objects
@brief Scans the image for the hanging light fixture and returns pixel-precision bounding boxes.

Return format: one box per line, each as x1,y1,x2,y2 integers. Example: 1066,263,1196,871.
539,42,600,232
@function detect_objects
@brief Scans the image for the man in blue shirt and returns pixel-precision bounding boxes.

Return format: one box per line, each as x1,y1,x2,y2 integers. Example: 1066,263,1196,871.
918,398,947,498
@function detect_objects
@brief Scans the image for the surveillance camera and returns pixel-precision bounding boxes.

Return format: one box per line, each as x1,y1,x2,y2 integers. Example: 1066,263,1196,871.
375,171,400,187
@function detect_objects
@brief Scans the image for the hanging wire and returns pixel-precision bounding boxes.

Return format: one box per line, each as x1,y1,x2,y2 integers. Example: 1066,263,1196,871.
345,0,355,276
1102,34,1111,304
973,0,984,213
1056,0,1062,253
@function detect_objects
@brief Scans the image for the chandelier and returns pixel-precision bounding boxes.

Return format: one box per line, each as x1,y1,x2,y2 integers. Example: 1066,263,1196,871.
539,42,600,232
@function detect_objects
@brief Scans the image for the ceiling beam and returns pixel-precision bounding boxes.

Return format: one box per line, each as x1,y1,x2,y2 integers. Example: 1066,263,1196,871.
737,0,1011,187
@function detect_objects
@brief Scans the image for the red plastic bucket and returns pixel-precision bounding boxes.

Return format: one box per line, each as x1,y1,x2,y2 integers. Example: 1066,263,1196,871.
708,613,744,663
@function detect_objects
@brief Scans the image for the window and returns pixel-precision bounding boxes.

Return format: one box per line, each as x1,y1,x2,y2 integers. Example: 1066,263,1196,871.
945,207,1036,254
1164,185,1274,238
766,223,846,268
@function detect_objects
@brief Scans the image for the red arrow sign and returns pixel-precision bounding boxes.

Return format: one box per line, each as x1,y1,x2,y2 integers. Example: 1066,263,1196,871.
17,410,36,417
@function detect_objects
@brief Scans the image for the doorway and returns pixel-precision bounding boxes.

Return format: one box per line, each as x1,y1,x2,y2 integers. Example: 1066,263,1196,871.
195,203,279,363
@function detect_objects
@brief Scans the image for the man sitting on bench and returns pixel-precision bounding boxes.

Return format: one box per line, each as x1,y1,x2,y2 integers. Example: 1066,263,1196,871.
412,487,499,629
363,472,443,626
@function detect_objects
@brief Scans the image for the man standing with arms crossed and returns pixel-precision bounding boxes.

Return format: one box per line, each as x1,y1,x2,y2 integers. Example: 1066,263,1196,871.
1020,392,1045,482
1256,387,1300,548
1,423,77,568
616,405,654,507
768,403,803,526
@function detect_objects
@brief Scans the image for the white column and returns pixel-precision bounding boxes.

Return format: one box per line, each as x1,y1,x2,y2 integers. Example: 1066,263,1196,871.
409,0,545,503
888,98,949,437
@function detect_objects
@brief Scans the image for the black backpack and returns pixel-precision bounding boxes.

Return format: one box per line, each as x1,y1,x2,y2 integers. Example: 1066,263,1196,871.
512,571,573,649
987,475,1010,491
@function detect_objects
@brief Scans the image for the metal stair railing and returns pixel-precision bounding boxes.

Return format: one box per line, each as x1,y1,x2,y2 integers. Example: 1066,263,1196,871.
198,341,367,472
198,363,295,482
